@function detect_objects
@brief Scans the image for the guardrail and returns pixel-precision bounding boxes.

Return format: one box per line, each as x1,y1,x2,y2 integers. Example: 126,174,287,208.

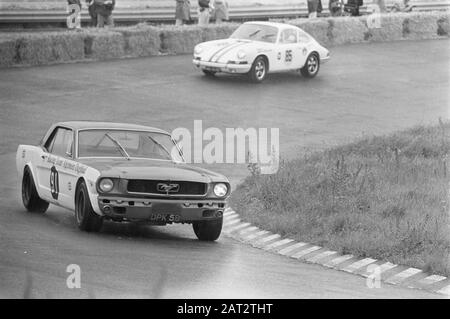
0,2,449,27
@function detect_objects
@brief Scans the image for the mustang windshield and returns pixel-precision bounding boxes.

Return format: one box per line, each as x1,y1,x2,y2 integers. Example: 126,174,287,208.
78,130,183,161
229,24,278,43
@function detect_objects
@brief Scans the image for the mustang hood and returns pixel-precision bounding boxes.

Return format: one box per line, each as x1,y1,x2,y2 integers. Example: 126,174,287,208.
78,158,227,183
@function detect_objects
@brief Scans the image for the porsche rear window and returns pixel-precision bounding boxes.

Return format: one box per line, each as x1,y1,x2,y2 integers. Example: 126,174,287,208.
77,130,183,162
230,24,278,43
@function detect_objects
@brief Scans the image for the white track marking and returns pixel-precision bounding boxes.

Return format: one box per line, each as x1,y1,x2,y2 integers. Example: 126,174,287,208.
223,218,240,227
291,246,321,259
342,258,377,273
263,239,294,251
377,262,398,274
437,284,450,296
323,255,354,268
224,222,251,234
417,275,447,286
243,230,269,241
253,234,281,246
306,250,338,263
223,214,239,221
223,207,233,214
385,268,423,285
238,226,259,236
223,213,237,219
361,262,398,278
278,242,308,256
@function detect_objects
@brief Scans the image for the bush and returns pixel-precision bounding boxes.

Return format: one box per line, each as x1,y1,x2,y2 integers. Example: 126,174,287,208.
229,122,450,276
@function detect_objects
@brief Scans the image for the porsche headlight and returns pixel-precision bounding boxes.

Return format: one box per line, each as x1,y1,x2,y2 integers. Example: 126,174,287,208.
99,178,114,193
194,45,204,55
213,183,228,197
237,50,246,59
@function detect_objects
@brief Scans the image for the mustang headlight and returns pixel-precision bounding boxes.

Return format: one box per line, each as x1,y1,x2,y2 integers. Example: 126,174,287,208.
237,50,246,59
213,183,228,197
194,45,204,55
99,178,114,193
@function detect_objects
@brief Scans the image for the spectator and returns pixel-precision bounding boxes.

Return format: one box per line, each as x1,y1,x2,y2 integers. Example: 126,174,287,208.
344,0,363,16
67,0,82,29
390,0,414,12
175,0,191,26
86,0,97,26
307,0,322,19
198,0,213,26
95,0,115,27
329,0,343,16
212,0,229,24
375,0,386,12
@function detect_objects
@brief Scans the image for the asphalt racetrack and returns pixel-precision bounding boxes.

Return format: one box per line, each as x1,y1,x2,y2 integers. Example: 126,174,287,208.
0,39,449,298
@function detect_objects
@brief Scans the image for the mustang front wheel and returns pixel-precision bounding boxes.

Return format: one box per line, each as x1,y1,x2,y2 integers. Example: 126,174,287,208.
300,53,320,78
193,217,223,241
248,56,267,83
75,181,103,232
22,167,49,213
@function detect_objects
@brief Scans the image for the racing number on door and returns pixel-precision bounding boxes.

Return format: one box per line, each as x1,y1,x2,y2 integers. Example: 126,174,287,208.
285,50,293,63
50,166,59,200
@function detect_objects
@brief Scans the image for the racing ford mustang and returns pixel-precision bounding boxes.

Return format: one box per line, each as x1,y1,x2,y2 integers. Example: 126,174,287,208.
193,21,330,82
16,122,230,241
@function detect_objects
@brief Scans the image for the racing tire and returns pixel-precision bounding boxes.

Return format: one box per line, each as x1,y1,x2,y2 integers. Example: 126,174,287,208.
300,53,320,78
22,167,49,213
248,56,267,83
193,217,223,241
202,69,217,77
75,181,103,232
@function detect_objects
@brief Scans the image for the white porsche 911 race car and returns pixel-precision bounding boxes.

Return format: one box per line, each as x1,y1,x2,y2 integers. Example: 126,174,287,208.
193,21,330,82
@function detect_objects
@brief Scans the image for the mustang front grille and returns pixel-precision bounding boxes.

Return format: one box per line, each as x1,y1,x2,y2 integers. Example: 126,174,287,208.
127,180,207,196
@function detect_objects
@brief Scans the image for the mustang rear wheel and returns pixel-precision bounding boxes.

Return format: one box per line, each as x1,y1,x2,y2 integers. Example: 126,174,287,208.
300,53,320,78
193,217,223,241
202,69,217,77
22,167,49,213
248,56,267,83
75,181,103,232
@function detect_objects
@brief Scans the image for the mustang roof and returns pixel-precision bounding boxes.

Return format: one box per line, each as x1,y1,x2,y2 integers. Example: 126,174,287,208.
57,121,170,134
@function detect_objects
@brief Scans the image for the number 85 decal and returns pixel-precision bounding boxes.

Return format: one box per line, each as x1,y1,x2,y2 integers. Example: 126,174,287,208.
285,50,293,63
50,166,59,200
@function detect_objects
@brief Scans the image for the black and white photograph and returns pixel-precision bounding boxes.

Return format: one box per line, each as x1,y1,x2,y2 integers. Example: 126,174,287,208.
0,0,449,306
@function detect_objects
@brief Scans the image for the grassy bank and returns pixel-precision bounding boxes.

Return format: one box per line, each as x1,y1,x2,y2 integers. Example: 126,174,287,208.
229,122,450,276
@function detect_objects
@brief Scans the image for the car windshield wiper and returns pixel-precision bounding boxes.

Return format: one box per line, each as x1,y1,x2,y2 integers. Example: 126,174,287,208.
248,29,261,38
104,133,130,160
147,135,172,160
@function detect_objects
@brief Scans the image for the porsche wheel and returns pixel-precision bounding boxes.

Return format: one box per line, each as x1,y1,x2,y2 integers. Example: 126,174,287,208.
300,53,320,78
22,167,49,213
75,181,103,232
248,56,267,83
193,217,223,241
202,69,217,77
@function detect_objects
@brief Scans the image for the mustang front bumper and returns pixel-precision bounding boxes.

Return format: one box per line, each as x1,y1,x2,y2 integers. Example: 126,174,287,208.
97,196,225,223
193,58,251,74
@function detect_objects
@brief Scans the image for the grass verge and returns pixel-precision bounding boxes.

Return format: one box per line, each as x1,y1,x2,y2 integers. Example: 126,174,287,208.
229,121,450,276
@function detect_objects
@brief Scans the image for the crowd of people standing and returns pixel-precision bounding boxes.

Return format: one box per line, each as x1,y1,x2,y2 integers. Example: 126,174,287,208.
66,0,415,30
175,0,229,26
67,0,115,28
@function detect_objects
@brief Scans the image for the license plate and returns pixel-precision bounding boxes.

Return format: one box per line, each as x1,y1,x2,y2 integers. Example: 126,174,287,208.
150,214,181,222
205,67,220,72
